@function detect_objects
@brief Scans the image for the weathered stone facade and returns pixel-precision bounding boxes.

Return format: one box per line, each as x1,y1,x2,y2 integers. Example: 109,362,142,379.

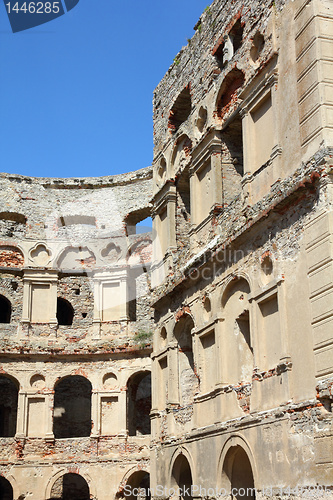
0,169,153,499
151,0,333,498
0,0,333,498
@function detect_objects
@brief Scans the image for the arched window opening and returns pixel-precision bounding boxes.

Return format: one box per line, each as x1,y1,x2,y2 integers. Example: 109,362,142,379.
177,170,191,220
216,69,245,120
213,20,244,68
168,87,192,133
174,315,198,406
0,296,11,324
127,371,151,436
176,168,191,257
136,217,152,234
230,20,244,53
222,279,253,387
49,473,90,500
0,477,13,500
172,455,193,500
222,114,244,184
53,376,92,439
128,279,137,322
56,298,74,326
158,357,168,410
126,207,151,236
123,471,150,500
222,446,255,500
0,376,18,437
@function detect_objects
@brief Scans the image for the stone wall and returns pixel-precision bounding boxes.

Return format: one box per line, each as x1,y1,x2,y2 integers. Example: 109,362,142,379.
0,168,154,499
0,0,332,497
151,0,333,497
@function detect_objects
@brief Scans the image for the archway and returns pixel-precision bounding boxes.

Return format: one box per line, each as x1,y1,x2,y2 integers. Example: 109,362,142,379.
168,87,191,133
0,476,13,500
171,454,193,500
49,473,90,500
222,278,253,387
127,371,151,436
0,375,18,437
222,445,255,499
123,470,150,500
174,315,198,406
53,376,92,438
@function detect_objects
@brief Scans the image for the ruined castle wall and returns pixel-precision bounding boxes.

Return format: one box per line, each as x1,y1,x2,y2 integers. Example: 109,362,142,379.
0,168,154,499
0,0,332,497
151,0,333,496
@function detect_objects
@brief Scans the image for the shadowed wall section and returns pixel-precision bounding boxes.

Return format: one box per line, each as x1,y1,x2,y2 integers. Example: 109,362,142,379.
127,371,151,436
0,376,18,437
53,376,92,439
0,477,13,500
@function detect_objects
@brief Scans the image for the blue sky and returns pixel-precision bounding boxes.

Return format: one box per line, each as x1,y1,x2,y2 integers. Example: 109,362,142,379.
0,0,209,178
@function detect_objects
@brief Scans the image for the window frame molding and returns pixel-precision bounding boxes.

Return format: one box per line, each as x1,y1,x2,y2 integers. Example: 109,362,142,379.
21,269,58,326
239,67,282,179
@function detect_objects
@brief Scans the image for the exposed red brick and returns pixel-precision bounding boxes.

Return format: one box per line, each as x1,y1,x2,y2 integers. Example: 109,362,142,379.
216,69,245,119
0,246,24,268
175,306,191,322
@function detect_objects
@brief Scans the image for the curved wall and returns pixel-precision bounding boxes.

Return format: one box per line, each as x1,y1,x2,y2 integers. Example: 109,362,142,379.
0,166,153,500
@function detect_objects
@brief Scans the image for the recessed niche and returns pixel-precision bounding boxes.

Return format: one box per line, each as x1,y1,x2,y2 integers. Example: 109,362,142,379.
103,373,118,389
204,297,211,313
250,32,265,63
168,86,192,133
213,19,244,68
157,157,167,181
30,374,46,389
203,297,211,320
160,326,167,347
196,107,207,133
261,255,273,276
